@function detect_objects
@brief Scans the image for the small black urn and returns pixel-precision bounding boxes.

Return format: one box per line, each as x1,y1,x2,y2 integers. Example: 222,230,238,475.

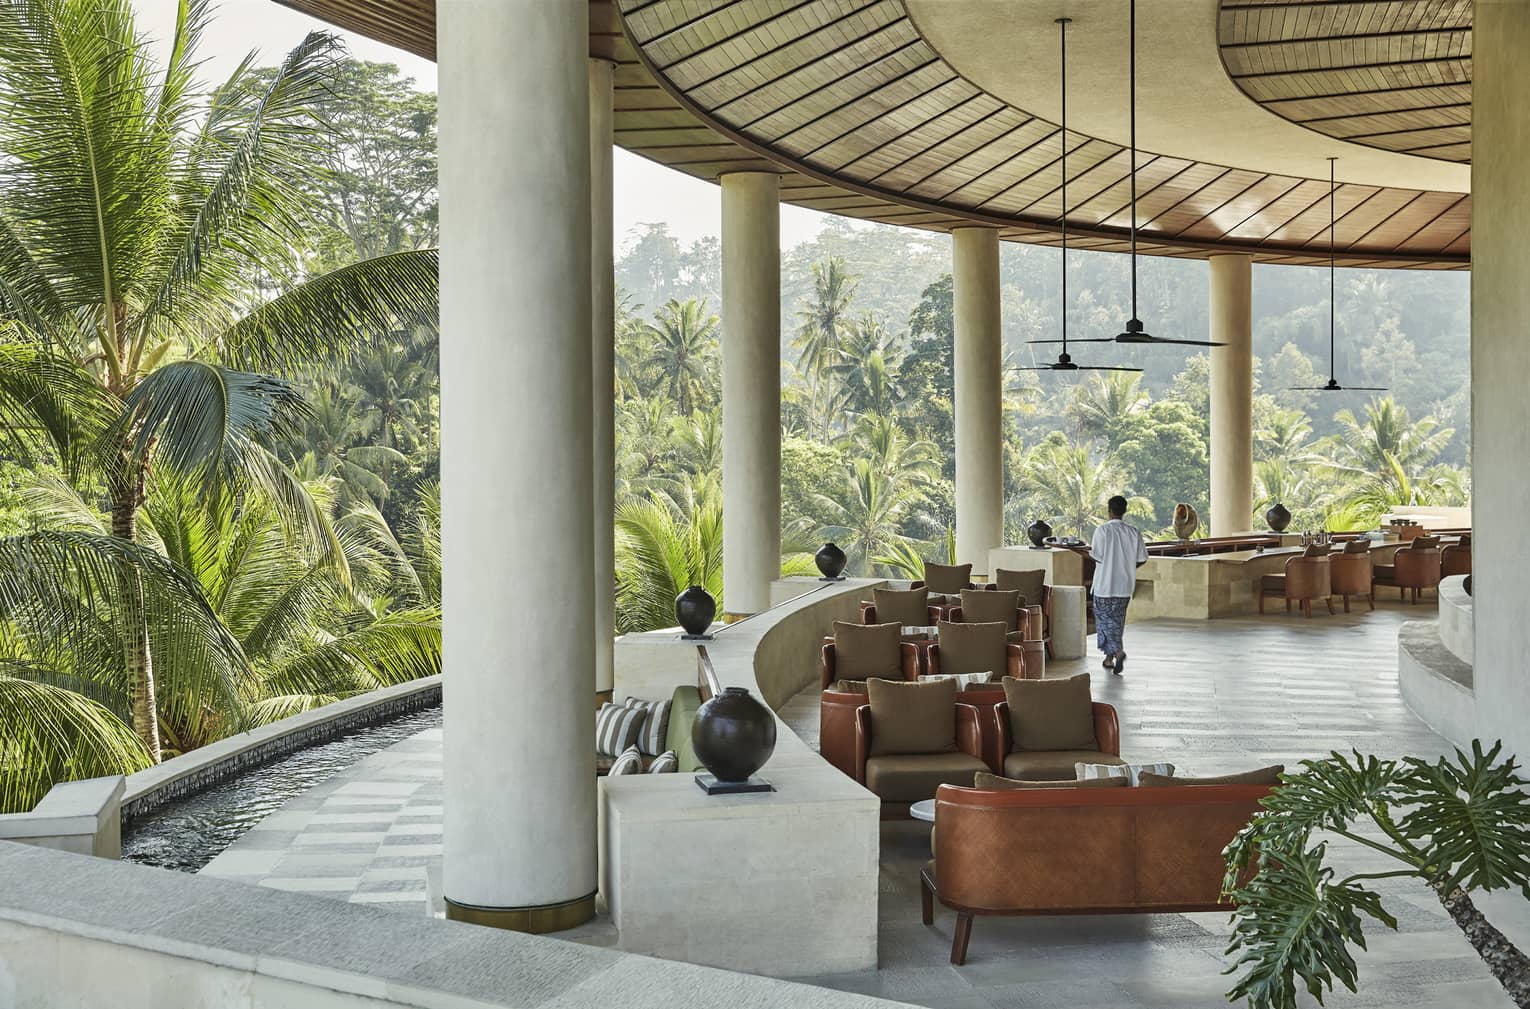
1265,502,1292,533
1026,518,1054,548
693,686,776,794
674,585,716,639
815,541,848,581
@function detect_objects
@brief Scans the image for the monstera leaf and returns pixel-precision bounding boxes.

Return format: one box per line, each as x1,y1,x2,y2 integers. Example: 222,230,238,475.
1396,741,1530,897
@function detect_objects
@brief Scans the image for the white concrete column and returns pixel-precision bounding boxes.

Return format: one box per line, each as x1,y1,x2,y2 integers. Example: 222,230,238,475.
1472,0,1530,759
590,58,615,695
952,227,1004,574
438,0,595,931
720,172,781,617
1208,254,1254,535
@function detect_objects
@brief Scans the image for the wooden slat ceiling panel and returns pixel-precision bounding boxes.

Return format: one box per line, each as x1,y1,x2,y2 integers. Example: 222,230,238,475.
1219,0,1472,163
280,0,1471,269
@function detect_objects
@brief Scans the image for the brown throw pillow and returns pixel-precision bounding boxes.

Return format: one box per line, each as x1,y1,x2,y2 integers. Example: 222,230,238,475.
867,676,957,756
936,620,1008,676
923,561,972,594
832,620,902,681
974,771,1126,790
1137,765,1284,787
828,679,869,693
1413,536,1440,550
959,588,1023,632
995,567,1045,601
1302,544,1330,558
872,587,930,629
1003,673,1097,752
1343,539,1372,554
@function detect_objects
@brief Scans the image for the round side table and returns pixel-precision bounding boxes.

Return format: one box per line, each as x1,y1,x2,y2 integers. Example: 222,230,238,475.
909,798,936,822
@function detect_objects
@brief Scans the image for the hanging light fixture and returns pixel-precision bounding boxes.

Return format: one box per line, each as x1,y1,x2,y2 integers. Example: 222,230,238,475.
1019,17,1141,375
1290,157,1386,393
1032,0,1225,349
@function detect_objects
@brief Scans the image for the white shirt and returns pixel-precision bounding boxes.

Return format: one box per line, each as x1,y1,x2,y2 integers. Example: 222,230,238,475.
1090,519,1148,599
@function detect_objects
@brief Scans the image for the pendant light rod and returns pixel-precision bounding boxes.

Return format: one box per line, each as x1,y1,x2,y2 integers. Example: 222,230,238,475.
1059,16,1070,353
1128,0,1138,319
1328,155,1336,383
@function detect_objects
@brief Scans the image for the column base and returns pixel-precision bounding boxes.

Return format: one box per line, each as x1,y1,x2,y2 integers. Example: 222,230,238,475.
444,891,596,933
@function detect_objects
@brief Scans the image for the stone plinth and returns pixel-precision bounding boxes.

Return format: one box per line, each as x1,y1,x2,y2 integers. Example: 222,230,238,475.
987,546,1086,587
1049,586,1087,659
1438,574,1473,666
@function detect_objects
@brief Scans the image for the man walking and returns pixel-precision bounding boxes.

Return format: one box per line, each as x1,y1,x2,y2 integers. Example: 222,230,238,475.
1090,495,1148,673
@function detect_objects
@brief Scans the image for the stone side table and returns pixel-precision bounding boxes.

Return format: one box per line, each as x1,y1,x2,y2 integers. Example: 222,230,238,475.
1049,586,1088,660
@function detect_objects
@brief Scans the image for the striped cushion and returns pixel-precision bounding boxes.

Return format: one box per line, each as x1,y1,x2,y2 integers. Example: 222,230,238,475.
1076,761,1176,786
918,672,994,689
647,750,679,774
607,745,644,775
622,697,673,756
596,703,645,757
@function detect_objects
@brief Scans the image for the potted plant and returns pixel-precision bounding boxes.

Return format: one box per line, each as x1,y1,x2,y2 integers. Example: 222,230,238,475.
1222,741,1530,1008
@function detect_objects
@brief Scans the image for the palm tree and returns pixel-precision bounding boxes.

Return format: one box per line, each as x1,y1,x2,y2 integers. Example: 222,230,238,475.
1321,398,1462,528
830,313,907,420
291,395,407,504
792,257,857,380
615,486,724,634
0,2,437,762
1065,371,1149,447
1023,440,1148,539
1254,407,1314,462
642,297,719,416
815,417,939,574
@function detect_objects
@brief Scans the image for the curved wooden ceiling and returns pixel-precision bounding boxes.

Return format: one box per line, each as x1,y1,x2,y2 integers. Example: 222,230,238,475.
1217,0,1472,164
274,0,1471,270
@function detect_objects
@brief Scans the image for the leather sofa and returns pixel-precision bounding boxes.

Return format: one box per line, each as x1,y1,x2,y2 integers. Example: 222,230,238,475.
596,684,702,775
922,780,1273,963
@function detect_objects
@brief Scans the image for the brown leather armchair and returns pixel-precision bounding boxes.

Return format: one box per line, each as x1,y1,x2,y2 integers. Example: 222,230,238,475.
1441,539,1472,578
989,700,1120,780
1373,538,1443,603
854,702,989,815
1328,545,1374,613
993,568,1053,657
913,561,976,618
819,640,922,779
1258,554,1333,617
861,586,939,627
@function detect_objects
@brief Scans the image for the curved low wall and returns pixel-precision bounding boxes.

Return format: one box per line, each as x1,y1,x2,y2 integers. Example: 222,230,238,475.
1439,575,1473,665
123,676,441,821
606,578,882,976
1398,577,1475,747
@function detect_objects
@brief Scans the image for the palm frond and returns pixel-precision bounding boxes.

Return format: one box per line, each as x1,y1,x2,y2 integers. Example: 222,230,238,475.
0,340,117,477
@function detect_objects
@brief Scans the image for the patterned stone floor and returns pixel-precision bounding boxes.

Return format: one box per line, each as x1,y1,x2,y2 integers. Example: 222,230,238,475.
204,598,1530,1007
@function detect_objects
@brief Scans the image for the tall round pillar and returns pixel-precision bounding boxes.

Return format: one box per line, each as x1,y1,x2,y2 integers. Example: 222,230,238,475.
438,0,595,931
1471,0,1530,758
590,57,616,695
1208,254,1253,535
720,172,781,618
952,227,1003,574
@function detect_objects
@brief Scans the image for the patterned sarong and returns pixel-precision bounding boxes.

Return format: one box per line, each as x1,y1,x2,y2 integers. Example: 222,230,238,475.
1094,595,1130,656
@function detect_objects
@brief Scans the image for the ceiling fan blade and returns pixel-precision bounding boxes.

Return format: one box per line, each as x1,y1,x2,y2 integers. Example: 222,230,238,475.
1119,336,1228,348
1028,337,1115,345
1342,386,1388,391
1076,365,1144,372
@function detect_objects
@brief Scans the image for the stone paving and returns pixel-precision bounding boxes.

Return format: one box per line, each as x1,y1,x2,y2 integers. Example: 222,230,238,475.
203,598,1530,1007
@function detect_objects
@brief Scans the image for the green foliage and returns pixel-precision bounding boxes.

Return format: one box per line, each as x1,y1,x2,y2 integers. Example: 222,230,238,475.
1224,744,1530,1009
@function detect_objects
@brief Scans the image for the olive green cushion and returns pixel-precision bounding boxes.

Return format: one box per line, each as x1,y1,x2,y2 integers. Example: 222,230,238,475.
828,678,869,693
937,620,1008,676
832,620,902,681
974,771,1127,790
872,587,930,629
663,685,704,773
865,752,986,802
922,562,972,594
959,588,1023,632
867,676,957,756
1002,750,1124,781
1137,765,1285,787
995,568,1045,601
1003,673,1097,752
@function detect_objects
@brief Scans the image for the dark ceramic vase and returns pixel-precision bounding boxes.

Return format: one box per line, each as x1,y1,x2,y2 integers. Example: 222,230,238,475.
815,541,848,580
692,686,776,783
674,585,716,637
1464,574,1473,597
1266,502,1292,533
1027,519,1053,548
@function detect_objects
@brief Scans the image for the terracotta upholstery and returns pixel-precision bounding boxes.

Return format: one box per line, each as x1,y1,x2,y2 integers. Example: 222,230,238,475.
1138,765,1283,787
1258,554,1333,617
951,588,1024,632
1373,541,1442,603
974,771,1127,790
864,587,936,628
855,702,989,809
923,782,1274,964
1328,551,1374,612
991,699,1121,781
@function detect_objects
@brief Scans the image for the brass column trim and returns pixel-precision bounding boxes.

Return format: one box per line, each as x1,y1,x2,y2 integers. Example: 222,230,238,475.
444,891,596,933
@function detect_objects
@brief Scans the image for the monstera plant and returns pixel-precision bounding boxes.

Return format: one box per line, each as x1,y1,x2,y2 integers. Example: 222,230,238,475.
1222,742,1530,1009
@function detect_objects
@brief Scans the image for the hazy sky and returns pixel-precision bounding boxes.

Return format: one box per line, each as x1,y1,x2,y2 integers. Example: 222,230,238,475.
131,0,831,252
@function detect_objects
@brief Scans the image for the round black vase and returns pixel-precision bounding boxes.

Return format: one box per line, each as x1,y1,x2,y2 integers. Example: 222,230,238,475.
674,585,716,637
815,541,848,580
1027,519,1053,548
692,686,776,783
1265,502,1292,533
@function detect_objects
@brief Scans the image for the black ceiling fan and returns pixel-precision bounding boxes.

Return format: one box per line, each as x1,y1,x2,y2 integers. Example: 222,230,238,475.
1018,18,1141,374
1290,157,1386,393
1030,0,1225,350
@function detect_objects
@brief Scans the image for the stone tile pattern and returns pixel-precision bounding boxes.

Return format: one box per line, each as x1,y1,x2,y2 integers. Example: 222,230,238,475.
207,600,1529,1008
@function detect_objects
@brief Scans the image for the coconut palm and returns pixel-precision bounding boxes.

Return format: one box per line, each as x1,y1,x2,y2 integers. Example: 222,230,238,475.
792,257,857,381
615,485,724,634
1065,370,1150,447
0,1,437,763
1254,407,1314,463
1322,398,1462,525
830,313,907,421
641,297,719,416
1023,439,1149,539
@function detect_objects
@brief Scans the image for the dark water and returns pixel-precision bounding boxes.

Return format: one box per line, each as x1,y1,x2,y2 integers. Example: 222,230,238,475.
121,705,442,873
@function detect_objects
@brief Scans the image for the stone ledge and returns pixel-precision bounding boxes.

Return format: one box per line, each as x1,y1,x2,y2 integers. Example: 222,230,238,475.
0,776,124,858
122,676,441,822
1439,574,1473,666
1399,620,1474,747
